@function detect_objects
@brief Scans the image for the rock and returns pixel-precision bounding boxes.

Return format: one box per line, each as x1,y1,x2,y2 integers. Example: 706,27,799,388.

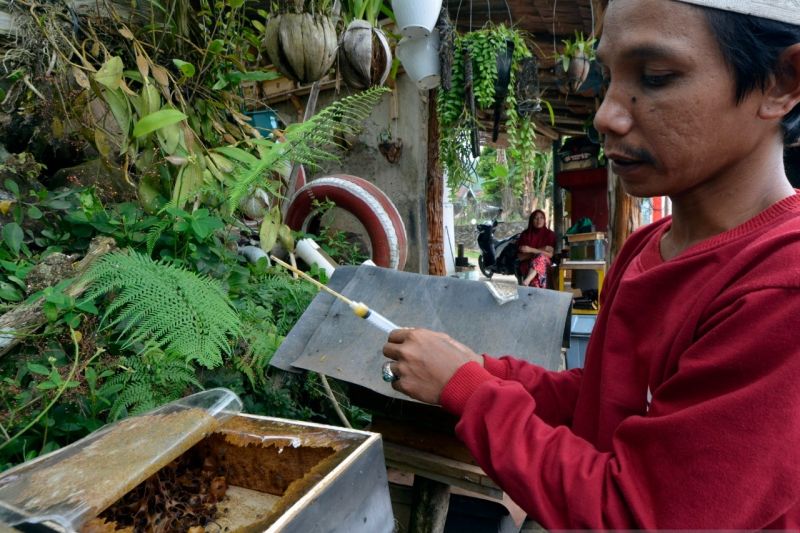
50,159,135,203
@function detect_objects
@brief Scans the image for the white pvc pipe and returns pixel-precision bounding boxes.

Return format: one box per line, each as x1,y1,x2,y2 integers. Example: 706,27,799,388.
239,245,270,265
295,239,337,279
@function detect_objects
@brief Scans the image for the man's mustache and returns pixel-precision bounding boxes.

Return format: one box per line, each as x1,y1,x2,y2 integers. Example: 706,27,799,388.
605,144,657,166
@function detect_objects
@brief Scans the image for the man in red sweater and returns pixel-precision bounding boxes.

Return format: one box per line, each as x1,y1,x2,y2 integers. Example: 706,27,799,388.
383,0,800,528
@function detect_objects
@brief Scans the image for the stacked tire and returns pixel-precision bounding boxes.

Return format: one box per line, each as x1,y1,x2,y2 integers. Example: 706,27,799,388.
285,175,408,270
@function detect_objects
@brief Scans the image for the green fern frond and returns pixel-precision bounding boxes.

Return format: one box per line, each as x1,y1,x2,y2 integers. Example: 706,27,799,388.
85,251,242,368
237,322,283,389
110,382,156,419
146,220,170,255
104,349,202,420
224,87,390,211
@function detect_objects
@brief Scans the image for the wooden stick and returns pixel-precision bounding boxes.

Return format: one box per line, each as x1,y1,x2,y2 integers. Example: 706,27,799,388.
270,255,354,306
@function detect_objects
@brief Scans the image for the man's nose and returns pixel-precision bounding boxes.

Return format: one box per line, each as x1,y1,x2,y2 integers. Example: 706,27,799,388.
594,83,634,138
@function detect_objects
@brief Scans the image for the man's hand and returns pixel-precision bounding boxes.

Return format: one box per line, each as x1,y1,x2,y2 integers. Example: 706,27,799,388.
382,328,483,404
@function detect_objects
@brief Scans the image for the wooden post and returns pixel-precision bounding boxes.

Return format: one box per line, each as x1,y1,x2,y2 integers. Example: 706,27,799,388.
607,168,641,264
426,90,446,276
409,475,450,533
552,139,565,253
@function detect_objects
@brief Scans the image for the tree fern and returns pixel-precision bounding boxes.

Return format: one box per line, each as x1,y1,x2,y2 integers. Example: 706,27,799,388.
221,87,390,212
100,348,202,420
235,321,283,390
85,251,242,368
234,273,316,389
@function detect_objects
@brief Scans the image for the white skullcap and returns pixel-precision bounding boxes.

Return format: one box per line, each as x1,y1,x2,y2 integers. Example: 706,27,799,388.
676,0,800,25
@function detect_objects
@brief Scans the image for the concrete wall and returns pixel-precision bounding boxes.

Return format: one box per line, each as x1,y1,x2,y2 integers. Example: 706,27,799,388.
454,221,528,250
273,74,430,273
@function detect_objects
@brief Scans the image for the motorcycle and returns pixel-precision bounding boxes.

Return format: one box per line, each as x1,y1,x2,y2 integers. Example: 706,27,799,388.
476,219,522,283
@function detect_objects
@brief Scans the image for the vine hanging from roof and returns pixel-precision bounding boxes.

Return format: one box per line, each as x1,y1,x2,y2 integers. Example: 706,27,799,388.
437,24,543,189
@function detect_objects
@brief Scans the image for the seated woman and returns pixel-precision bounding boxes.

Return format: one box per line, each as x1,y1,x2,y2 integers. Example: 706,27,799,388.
517,209,556,288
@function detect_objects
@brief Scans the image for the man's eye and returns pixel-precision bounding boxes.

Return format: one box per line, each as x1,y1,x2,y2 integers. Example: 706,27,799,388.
642,74,673,87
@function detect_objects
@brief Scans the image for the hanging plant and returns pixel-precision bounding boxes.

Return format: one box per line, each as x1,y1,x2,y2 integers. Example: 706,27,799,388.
338,0,392,89
263,0,338,84
437,25,538,189
555,31,597,94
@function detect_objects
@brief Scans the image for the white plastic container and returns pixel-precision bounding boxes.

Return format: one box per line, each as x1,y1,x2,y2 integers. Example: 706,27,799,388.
391,0,442,38
396,31,441,90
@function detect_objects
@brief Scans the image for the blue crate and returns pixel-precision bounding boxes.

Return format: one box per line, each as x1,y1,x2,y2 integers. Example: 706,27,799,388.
566,314,596,369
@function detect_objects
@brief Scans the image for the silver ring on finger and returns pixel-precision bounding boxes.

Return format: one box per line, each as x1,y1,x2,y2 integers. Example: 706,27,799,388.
382,361,399,383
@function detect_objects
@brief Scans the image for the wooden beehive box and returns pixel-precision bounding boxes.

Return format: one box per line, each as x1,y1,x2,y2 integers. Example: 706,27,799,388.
0,392,394,533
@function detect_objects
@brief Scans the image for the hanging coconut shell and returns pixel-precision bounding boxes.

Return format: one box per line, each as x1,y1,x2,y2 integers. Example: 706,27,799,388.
338,20,392,90
264,12,338,84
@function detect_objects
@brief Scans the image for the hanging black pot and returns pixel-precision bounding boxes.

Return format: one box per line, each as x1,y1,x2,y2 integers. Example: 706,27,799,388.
338,20,392,89
263,12,338,84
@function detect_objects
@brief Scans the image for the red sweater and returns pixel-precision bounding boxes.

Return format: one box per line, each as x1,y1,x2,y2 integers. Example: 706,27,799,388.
441,193,800,529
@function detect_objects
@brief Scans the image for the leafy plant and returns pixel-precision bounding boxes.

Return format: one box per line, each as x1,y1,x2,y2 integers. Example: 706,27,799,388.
101,347,201,420
85,251,242,368
270,0,334,14
221,86,390,212
437,25,538,189
341,0,386,25
556,31,597,72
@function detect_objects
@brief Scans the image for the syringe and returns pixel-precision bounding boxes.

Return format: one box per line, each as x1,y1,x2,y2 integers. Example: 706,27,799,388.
270,255,400,334
348,301,399,334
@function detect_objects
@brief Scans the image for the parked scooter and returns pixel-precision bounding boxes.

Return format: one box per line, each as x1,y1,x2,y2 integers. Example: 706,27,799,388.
476,219,522,283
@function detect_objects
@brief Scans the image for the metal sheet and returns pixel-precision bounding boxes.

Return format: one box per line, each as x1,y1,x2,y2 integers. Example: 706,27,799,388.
272,435,394,533
271,268,357,371
272,265,572,400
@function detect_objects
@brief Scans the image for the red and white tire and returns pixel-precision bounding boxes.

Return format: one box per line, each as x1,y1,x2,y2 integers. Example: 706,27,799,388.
285,175,408,270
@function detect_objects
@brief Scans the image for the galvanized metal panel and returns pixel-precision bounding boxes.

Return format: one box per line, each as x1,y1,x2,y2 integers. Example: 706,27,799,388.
273,265,571,400
270,433,394,533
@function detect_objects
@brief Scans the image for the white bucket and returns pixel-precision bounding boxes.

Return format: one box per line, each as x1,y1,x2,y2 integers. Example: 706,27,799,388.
396,31,441,91
391,0,442,39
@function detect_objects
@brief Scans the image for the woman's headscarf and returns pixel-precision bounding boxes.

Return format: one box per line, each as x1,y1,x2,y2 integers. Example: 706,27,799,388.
526,209,548,233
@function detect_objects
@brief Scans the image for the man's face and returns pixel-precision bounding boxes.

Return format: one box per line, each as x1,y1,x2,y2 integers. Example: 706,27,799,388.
594,0,773,198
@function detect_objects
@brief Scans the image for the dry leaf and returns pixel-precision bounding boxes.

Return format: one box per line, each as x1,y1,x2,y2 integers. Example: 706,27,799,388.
119,79,137,97
135,51,150,80
0,200,14,215
152,65,170,87
72,66,90,89
94,129,112,158
259,207,281,253
118,27,134,40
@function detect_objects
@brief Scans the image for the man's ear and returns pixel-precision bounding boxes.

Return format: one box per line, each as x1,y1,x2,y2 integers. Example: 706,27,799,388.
760,43,800,121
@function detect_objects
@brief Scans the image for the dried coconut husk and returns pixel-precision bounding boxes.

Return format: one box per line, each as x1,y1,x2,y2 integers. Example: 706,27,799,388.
338,20,391,90
263,12,338,85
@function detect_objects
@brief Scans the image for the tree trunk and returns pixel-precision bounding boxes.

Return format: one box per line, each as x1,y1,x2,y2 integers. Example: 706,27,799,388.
0,236,116,357
523,169,535,214
427,91,446,276
607,169,641,264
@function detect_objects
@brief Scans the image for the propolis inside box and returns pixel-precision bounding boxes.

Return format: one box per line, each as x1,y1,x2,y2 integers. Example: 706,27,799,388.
0,390,393,533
